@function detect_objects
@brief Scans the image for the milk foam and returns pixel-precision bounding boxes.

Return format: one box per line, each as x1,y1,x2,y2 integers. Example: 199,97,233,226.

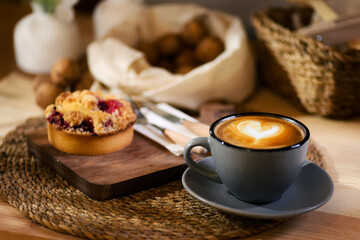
235,120,284,140
215,116,304,149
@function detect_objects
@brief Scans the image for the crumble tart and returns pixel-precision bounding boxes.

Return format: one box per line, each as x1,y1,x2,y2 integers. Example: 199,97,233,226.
44,90,137,155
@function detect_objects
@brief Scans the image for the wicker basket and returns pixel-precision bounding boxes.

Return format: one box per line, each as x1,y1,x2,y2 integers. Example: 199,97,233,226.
251,7,360,118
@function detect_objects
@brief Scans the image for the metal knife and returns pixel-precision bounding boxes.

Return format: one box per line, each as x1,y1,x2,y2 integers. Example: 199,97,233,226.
141,101,210,137
131,99,204,154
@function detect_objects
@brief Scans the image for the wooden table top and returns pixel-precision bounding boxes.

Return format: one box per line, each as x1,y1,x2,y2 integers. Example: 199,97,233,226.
0,2,359,239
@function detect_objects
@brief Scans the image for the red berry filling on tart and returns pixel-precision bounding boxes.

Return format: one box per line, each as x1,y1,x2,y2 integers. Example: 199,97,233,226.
74,118,95,133
104,119,113,127
98,99,123,114
47,107,96,134
45,90,137,136
47,107,70,129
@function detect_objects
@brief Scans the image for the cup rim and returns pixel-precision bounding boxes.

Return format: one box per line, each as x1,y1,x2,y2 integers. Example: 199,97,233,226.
209,112,310,152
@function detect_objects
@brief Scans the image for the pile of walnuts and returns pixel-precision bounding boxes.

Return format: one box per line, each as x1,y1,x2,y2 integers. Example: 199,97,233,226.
34,58,94,109
135,16,225,74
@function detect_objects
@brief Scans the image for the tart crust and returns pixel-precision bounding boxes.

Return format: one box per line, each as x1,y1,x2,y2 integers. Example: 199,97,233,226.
44,90,137,155
47,122,134,155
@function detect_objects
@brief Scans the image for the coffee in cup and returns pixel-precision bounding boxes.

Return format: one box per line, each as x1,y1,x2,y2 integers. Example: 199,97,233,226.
184,112,310,203
214,115,305,149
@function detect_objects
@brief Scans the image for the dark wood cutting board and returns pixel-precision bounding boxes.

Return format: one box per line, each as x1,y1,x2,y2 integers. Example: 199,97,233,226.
26,103,236,200
27,127,188,200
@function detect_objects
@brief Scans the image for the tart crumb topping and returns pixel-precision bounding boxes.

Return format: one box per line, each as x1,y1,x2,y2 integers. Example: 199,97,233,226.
45,90,137,135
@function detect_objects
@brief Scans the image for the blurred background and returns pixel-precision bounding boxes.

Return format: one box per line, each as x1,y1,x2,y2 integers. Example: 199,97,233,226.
0,0,289,78
3,0,290,33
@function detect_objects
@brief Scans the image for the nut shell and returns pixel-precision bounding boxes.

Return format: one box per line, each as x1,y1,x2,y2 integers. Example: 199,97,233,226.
136,41,159,65
176,64,195,74
33,75,51,92
73,71,95,91
35,82,64,109
157,59,176,73
195,36,224,63
181,18,208,46
156,34,182,57
50,58,80,86
175,49,195,66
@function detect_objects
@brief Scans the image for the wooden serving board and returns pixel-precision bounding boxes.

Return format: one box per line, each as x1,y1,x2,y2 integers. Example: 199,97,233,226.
26,103,236,200
27,127,187,200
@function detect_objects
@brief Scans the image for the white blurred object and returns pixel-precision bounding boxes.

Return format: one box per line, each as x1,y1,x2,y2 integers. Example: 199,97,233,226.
93,0,145,39
14,0,82,74
88,4,255,111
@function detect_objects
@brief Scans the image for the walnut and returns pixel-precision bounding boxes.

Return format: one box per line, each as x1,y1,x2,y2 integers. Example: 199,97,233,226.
50,58,80,86
33,75,51,91
73,71,95,91
157,59,176,73
176,64,195,74
181,18,208,46
156,34,182,57
175,49,195,66
63,111,83,127
77,55,89,73
35,82,64,109
195,36,224,63
135,41,159,65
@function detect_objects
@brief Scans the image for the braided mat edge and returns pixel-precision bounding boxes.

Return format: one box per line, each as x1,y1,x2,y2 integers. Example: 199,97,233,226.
0,118,327,239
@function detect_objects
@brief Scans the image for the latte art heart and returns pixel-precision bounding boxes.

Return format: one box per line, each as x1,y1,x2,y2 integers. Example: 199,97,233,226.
215,115,305,149
236,120,283,140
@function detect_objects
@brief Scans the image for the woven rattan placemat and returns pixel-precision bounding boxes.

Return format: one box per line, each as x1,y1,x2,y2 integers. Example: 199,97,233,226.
0,118,327,239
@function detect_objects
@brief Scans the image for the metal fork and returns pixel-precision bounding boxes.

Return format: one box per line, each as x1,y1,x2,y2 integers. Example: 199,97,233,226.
129,96,163,131
128,97,203,154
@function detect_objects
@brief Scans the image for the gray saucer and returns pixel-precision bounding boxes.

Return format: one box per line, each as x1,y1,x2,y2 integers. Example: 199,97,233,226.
182,157,334,219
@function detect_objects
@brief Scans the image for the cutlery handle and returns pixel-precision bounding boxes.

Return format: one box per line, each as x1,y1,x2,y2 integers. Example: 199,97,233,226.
163,128,204,154
182,120,210,137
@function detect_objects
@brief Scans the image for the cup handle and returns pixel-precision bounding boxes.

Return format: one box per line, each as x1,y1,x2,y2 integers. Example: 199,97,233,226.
184,137,222,184
303,159,312,167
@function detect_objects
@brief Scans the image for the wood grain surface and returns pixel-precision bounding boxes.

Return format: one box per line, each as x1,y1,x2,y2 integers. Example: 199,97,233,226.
27,127,187,200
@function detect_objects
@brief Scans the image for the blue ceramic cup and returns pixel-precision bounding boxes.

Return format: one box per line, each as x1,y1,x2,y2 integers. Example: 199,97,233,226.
184,112,310,203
